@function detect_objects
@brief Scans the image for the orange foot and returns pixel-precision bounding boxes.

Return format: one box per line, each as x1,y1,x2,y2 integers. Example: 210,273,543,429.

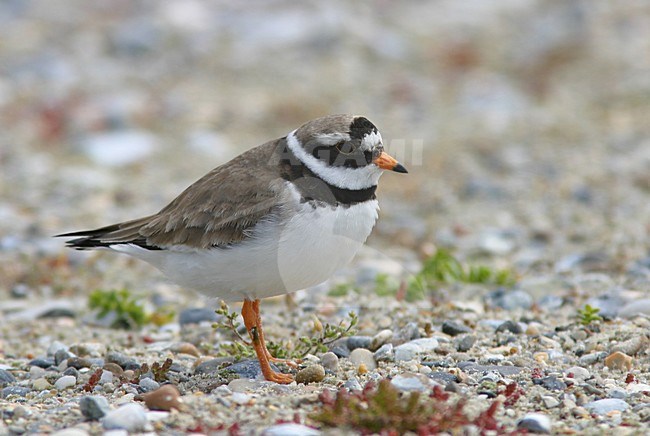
267,355,300,369
242,299,294,384
262,368,294,384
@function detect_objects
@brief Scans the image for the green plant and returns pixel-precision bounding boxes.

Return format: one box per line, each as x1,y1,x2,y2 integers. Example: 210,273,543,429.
577,304,602,326
213,302,358,360
89,289,147,329
421,249,516,286
311,379,506,434
369,250,517,303
328,282,359,297
373,273,399,297
88,289,175,329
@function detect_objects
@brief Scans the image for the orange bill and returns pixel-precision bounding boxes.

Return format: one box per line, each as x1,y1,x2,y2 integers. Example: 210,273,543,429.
373,151,408,173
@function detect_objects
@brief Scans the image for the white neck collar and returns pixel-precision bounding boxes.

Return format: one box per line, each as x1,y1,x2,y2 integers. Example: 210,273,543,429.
286,130,383,190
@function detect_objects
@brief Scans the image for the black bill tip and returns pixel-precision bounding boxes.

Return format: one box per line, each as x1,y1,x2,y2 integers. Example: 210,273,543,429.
392,163,408,173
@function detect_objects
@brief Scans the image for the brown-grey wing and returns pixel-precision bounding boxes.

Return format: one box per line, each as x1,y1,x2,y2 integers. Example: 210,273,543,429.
140,169,283,249
59,140,287,249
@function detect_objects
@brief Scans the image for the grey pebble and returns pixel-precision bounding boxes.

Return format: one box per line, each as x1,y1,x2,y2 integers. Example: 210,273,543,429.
480,372,501,383
319,352,339,372
394,322,420,343
457,362,523,376
349,348,376,370
80,395,111,420
105,351,139,370
1,386,31,398
63,367,79,379
607,387,628,399
39,307,76,319
370,329,393,351
47,341,69,357
533,376,566,391
54,349,74,366
224,359,282,379
611,335,648,356
578,351,607,366
29,358,55,369
394,343,421,362
344,377,362,392
537,295,564,311
485,289,533,310
428,371,458,384
102,403,148,431
29,366,45,379
517,413,551,434
441,320,472,336
295,365,325,384
391,373,430,392
495,320,523,334
479,319,506,330
99,370,113,384
585,293,623,319
541,395,560,409
455,335,477,352
618,298,650,318
105,351,129,367
374,343,394,362
584,398,630,415
179,307,220,325
66,357,93,370
329,344,350,358
408,338,439,352
0,369,15,387
346,336,372,351
139,377,160,392
194,358,232,375
581,383,604,396
11,283,30,298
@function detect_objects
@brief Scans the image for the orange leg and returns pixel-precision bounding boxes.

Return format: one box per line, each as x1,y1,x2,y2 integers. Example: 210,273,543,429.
252,300,299,368
241,299,293,384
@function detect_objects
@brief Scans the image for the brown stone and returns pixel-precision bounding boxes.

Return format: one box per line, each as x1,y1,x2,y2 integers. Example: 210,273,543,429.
604,351,633,371
143,384,183,411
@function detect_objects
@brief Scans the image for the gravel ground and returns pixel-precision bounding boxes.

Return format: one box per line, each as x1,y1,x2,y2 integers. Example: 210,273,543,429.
1,1,650,435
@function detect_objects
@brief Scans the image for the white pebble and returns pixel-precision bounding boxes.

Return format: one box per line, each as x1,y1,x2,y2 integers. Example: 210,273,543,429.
564,366,590,381
349,348,377,370
102,403,148,432
100,371,113,384
263,423,320,436
391,373,430,392
54,375,76,390
394,343,422,362
517,413,551,433
584,398,629,415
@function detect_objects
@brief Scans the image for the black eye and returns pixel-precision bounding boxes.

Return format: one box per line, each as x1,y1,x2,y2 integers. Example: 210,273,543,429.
335,141,354,155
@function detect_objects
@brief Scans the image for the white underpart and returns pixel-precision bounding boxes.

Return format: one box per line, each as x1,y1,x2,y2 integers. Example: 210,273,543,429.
112,183,380,301
286,130,383,190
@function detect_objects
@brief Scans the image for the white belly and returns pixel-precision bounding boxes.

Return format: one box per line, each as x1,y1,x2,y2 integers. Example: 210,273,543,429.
114,200,379,301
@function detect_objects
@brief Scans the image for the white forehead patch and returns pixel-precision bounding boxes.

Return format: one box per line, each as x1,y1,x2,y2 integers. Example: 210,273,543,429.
315,132,351,145
360,131,383,151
